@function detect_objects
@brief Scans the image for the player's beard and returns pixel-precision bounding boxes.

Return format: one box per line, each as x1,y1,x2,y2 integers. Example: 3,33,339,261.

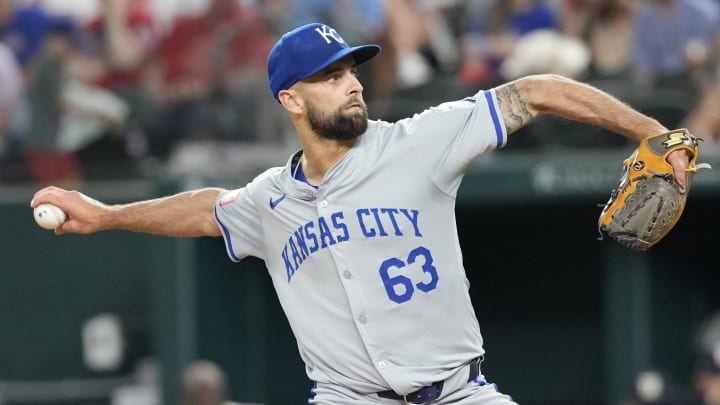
306,98,368,141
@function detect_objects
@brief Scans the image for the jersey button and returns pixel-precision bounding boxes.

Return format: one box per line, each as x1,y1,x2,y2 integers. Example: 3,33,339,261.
378,360,387,369
358,315,367,325
343,271,352,279
319,200,328,208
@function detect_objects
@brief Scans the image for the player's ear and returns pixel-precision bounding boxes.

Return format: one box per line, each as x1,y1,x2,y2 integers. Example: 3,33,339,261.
279,90,303,114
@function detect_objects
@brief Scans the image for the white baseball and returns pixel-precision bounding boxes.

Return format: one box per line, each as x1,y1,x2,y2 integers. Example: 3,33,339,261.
34,203,67,230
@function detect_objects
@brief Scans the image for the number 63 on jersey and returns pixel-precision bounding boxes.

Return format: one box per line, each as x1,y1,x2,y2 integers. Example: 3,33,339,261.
378,246,439,304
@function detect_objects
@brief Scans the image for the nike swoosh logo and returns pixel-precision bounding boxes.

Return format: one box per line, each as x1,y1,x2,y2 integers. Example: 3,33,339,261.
269,194,286,209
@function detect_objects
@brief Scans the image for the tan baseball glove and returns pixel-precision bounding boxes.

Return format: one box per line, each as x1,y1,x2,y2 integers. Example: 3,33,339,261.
598,129,711,251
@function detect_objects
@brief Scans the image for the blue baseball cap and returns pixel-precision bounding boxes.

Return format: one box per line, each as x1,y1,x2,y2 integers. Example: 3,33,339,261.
268,23,381,100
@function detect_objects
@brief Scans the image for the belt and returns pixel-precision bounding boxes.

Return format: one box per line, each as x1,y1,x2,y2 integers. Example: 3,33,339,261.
377,358,481,404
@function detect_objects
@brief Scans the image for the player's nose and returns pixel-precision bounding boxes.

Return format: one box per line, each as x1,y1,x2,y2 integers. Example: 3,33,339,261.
348,74,363,95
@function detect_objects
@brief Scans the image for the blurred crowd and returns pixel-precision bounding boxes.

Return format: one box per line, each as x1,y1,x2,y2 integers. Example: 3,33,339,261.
0,0,718,184
625,311,720,405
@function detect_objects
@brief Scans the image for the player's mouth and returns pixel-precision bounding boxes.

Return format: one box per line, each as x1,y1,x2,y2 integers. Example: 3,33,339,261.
345,101,366,112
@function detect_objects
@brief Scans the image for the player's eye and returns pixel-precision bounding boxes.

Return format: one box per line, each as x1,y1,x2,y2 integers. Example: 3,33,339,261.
325,67,356,83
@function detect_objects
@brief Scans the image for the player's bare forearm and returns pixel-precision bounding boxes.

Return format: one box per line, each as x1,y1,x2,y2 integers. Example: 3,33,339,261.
494,74,667,140
104,188,224,237
31,186,224,237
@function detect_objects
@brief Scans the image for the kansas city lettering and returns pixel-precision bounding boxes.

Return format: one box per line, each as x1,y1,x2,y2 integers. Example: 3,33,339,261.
282,208,422,282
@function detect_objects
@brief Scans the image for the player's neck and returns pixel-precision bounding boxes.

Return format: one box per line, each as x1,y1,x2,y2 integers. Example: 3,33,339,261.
299,137,355,185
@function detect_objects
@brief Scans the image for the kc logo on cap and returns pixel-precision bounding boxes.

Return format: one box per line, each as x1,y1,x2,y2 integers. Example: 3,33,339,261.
267,22,381,100
314,25,345,45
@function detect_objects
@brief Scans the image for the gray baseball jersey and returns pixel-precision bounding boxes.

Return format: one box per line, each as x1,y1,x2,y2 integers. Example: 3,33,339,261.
214,89,507,395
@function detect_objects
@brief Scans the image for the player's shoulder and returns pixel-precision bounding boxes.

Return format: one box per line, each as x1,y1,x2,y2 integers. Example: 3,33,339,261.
253,165,285,182
243,165,287,195
366,118,393,133
221,164,285,195
427,94,485,114
217,165,285,208
390,92,487,127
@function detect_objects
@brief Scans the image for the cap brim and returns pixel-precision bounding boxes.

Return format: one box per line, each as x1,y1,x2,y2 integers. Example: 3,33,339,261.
299,44,381,82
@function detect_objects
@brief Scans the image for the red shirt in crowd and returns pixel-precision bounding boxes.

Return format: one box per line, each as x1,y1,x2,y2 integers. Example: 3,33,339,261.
83,0,155,90
155,4,272,90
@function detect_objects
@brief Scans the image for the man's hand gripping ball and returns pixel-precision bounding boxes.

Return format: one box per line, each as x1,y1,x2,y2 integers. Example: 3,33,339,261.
598,129,711,251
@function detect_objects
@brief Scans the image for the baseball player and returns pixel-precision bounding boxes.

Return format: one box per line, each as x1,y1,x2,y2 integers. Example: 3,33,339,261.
32,23,691,404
